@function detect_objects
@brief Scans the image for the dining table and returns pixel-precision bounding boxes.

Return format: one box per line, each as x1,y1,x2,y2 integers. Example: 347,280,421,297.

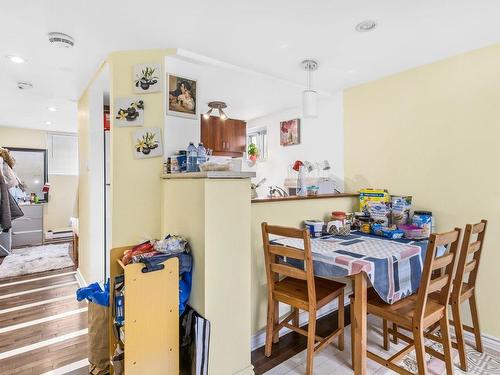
273,231,430,375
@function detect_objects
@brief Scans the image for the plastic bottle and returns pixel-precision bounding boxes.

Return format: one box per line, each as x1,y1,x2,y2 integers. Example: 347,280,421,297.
187,142,197,172
197,142,207,170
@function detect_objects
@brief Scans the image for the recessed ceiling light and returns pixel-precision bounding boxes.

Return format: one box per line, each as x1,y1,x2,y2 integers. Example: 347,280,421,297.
47,106,57,112
17,81,33,90
355,20,378,32
45,121,52,125
6,55,25,64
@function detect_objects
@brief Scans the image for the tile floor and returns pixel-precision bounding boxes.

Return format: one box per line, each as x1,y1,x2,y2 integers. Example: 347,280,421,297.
264,316,500,375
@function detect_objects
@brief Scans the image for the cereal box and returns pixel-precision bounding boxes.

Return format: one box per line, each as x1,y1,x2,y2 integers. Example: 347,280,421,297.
359,189,390,214
391,196,412,225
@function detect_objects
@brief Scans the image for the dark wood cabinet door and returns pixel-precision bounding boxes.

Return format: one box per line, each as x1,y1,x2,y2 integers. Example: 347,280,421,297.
201,115,223,152
224,119,246,154
200,116,246,157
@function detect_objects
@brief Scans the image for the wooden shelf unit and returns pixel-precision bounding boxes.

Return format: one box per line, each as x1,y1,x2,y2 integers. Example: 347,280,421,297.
109,246,179,374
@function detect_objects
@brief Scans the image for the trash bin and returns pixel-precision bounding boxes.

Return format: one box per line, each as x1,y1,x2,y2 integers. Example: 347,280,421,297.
77,281,110,375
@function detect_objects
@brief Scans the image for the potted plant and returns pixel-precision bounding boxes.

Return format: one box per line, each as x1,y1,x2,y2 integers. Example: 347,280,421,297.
247,143,259,166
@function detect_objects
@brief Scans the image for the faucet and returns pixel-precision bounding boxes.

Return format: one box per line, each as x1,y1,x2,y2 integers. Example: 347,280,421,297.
268,186,288,198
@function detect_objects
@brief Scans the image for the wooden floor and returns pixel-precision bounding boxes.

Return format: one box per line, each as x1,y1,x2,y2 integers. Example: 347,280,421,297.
251,307,349,375
0,266,89,374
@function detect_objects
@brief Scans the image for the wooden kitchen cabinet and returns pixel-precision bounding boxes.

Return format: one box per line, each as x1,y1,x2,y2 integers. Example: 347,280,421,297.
201,116,246,157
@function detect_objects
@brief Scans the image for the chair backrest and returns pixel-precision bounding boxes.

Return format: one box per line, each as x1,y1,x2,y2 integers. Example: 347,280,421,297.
261,222,316,305
414,228,461,323
452,220,487,299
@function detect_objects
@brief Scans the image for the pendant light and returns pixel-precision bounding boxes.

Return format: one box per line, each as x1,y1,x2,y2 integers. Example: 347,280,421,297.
301,59,319,118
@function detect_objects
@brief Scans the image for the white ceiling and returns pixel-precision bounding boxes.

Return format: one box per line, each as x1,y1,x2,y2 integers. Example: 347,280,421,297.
1,0,500,132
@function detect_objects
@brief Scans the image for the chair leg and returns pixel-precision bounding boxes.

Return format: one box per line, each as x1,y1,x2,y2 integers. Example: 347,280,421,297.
440,315,455,375
338,290,345,351
382,319,390,351
306,309,317,375
451,301,467,371
265,298,276,357
272,300,280,344
350,302,355,370
413,326,428,375
469,293,483,353
392,322,399,344
292,307,300,327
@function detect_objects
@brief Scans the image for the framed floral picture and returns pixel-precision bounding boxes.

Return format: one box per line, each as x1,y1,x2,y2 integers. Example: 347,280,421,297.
132,128,163,159
134,63,162,93
114,97,144,127
166,73,197,119
280,118,300,146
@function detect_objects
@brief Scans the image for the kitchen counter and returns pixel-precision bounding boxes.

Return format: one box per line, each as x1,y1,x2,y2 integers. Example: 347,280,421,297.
161,171,256,179
251,192,359,203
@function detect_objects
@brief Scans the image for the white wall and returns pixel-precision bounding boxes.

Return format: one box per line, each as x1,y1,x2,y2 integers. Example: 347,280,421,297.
246,94,344,197
164,55,302,156
85,64,108,283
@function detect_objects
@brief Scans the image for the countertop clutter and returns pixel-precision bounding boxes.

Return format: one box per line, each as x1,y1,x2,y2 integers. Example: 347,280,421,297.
302,188,434,241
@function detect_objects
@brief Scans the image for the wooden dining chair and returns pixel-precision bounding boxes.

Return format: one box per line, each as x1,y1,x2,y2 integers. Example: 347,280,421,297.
360,229,461,375
261,222,346,375
422,220,487,371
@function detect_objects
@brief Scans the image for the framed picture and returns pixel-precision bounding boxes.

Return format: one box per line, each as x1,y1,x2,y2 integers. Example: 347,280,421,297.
114,97,144,127
280,118,300,146
132,128,163,159
134,63,162,93
166,73,197,119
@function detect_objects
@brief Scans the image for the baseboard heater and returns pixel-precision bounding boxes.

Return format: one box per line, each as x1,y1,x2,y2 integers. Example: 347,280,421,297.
45,229,73,241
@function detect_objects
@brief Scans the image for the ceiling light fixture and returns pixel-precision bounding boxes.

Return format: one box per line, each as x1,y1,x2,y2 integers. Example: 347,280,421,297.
45,121,52,125
6,55,25,64
301,59,319,118
47,106,57,112
355,20,378,32
205,101,228,120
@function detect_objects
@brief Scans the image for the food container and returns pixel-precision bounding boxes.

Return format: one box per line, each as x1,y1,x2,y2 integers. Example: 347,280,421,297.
381,228,405,239
304,220,324,238
306,186,319,196
398,224,425,239
360,223,371,234
331,211,347,223
391,196,412,225
412,211,433,237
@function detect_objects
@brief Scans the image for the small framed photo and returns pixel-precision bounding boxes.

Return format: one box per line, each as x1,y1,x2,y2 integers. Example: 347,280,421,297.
134,63,162,93
280,118,300,146
114,97,144,127
132,128,163,159
166,73,197,119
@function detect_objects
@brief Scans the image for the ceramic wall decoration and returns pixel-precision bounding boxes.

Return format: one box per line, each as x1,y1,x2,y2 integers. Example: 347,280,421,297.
132,128,163,159
134,63,161,93
114,97,144,127
280,118,300,146
166,73,197,119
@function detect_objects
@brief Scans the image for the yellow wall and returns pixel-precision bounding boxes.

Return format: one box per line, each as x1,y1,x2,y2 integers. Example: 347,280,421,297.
250,197,358,335
0,126,78,231
344,43,500,338
161,178,253,375
77,90,92,282
108,49,175,247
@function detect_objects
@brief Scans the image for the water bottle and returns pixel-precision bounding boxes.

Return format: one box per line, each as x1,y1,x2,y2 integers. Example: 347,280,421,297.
187,142,197,172
197,142,207,169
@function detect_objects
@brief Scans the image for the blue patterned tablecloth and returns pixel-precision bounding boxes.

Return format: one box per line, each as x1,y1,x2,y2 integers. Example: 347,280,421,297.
273,232,429,304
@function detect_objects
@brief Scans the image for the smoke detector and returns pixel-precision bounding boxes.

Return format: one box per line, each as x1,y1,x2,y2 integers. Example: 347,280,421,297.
48,32,75,48
17,81,33,90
